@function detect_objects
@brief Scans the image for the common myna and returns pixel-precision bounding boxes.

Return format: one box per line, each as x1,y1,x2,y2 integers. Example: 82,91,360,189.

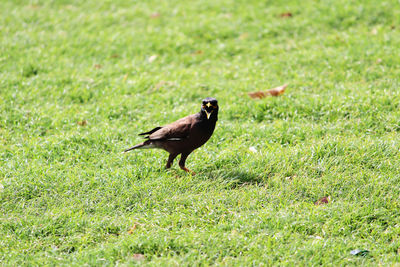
124,97,219,173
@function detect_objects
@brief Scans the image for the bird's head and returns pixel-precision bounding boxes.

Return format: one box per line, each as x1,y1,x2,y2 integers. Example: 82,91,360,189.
200,97,218,120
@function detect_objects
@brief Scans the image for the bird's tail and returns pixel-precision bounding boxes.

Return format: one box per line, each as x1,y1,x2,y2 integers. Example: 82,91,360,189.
123,140,154,153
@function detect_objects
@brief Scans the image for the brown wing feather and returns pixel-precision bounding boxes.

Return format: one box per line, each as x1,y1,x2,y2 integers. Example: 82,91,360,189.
148,115,195,140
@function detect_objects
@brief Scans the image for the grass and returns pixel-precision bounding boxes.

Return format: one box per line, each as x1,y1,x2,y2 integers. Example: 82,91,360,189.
1,0,400,265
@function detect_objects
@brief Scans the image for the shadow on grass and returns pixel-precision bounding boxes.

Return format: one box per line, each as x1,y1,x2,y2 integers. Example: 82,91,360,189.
200,169,268,188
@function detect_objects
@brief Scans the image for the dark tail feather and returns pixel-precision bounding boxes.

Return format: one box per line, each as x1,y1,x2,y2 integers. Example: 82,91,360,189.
123,142,146,153
123,139,154,153
139,127,162,136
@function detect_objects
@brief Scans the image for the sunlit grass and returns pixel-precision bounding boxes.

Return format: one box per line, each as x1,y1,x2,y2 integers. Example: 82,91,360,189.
1,0,400,265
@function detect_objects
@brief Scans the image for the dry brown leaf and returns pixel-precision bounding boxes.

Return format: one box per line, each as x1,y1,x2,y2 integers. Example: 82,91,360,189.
94,64,102,69
132,254,145,261
280,12,293,18
150,12,160,18
192,50,203,55
127,223,141,234
77,120,88,126
315,196,331,206
28,4,40,9
248,84,288,99
110,54,120,58
127,225,136,234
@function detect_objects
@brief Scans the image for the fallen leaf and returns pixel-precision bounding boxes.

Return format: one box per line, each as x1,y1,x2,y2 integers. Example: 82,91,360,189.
248,84,288,99
192,50,203,55
148,55,157,63
77,120,88,126
110,54,120,58
314,196,331,205
128,223,141,234
150,12,160,18
350,249,369,256
127,225,136,234
132,254,145,261
28,4,40,9
94,64,102,69
280,12,293,18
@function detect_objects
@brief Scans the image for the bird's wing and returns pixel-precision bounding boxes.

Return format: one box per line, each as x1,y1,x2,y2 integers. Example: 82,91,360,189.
148,115,194,141
138,127,162,136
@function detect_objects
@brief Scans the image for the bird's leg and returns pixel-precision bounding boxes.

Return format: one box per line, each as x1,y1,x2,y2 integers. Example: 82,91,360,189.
179,152,195,175
166,153,178,169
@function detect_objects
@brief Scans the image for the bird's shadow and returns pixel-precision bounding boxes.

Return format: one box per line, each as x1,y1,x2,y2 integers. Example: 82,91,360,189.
198,169,268,188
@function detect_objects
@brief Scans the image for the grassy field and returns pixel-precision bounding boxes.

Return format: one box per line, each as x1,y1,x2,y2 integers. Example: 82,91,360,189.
1,0,400,265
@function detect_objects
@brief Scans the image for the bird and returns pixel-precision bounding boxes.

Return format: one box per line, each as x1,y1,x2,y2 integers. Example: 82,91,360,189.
123,97,219,174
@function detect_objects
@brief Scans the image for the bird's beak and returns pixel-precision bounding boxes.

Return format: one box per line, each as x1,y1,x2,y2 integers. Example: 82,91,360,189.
205,110,213,119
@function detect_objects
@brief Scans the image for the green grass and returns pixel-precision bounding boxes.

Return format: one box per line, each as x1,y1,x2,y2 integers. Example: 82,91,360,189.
1,0,400,265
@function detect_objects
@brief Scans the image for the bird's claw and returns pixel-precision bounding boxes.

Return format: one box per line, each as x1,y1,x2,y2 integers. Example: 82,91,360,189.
181,167,196,175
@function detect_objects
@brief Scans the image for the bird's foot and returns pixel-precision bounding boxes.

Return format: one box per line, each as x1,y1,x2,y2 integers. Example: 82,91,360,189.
180,166,196,175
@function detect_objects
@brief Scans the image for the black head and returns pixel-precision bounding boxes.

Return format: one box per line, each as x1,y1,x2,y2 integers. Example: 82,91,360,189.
200,97,218,120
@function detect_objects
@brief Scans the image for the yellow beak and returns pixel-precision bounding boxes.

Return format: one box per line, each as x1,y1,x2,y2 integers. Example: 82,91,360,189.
205,110,213,119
